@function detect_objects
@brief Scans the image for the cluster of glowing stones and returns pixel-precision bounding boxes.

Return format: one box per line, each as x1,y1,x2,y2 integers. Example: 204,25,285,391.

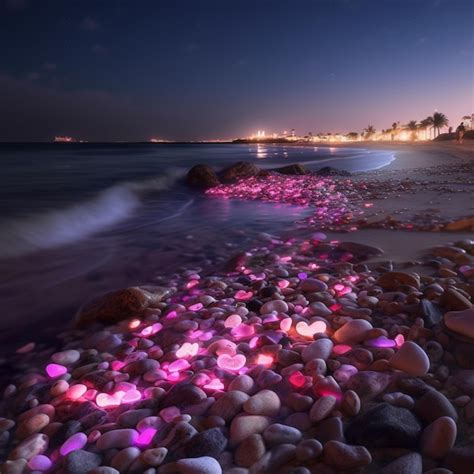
60,432,87,456
96,389,141,408
217,353,246,371
45,363,67,378
176,342,199,358
296,320,327,338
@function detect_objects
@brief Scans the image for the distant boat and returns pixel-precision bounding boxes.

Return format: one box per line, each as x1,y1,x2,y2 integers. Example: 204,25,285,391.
54,136,75,143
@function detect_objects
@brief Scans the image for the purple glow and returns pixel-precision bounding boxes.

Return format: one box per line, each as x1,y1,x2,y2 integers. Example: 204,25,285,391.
28,455,52,471
136,428,157,447
46,363,67,378
365,336,396,348
60,432,87,456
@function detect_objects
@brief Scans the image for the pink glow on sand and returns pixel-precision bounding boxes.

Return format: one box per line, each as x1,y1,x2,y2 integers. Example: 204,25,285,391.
176,342,199,358
46,363,67,378
60,432,87,456
217,353,246,371
296,320,326,338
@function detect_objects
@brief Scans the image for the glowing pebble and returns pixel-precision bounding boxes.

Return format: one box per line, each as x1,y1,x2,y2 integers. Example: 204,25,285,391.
66,384,87,400
277,279,290,289
96,392,122,408
60,432,87,456
136,428,157,447
289,371,306,388
256,354,273,367
111,360,126,371
332,344,352,356
168,359,191,372
46,363,67,378
140,322,162,337
28,455,52,471
129,319,141,329
235,290,253,301
231,324,255,339
366,336,396,348
224,314,242,328
280,318,292,332
395,334,405,348
334,284,345,292
203,378,225,391
121,389,142,404
189,302,203,311
217,353,246,371
176,342,199,358
296,320,327,338
298,272,308,280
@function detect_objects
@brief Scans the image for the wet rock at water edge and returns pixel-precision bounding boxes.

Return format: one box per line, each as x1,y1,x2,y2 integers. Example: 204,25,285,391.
186,164,221,189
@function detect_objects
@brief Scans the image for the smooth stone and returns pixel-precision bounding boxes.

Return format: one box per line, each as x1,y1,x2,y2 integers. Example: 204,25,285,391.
452,369,474,396
323,440,372,470
64,450,102,474
341,390,361,417
263,423,302,445
334,320,373,344
310,417,344,444
183,428,227,458
420,299,443,328
389,341,430,376
300,278,328,292
110,447,141,472
52,350,81,365
175,456,222,474
295,439,323,461
421,416,457,459
16,414,50,439
1,459,28,474
309,396,337,423
96,429,139,450
443,443,474,474
247,443,296,473
228,375,255,393
440,288,472,311
302,339,333,362
346,403,422,449
377,272,420,290
415,390,458,423
444,308,474,339
230,416,271,445
234,434,266,468
308,302,332,317
338,241,383,257
260,300,288,314
380,452,422,474
90,468,120,474
8,433,49,460
209,391,249,422
243,390,280,416
345,371,391,402
186,164,220,188
118,409,153,428
141,447,168,466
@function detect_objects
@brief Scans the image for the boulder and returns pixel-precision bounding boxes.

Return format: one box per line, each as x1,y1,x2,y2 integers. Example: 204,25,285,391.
272,164,308,175
186,164,220,189
220,162,260,183
315,166,351,176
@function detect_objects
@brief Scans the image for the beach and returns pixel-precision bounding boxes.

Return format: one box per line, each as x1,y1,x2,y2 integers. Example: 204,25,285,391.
1,139,473,473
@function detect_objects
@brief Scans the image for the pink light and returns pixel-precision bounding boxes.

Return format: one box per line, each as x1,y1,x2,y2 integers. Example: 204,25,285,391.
332,344,352,355
60,432,87,456
168,359,191,372
189,303,203,311
256,353,273,367
217,353,246,371
176,342,199,358
296,320,326,338
203,378,225,391
66,384,87,401
111,360,126,371
366,336,396,348
330,304,342,312
46,363,67,378
129,319,141,329
395,334,405,348
121,389,142,404
298,272,308,280
166,310,178,319
186,279,199,289
333,283,344,292
136,428,157,447
278,279,290,289
28,455,52,471
289,370,306,388
140,323,163,337
231,324,255,339
224,314,242,328
235,290,253,301
280,318,292,332
96,391,124,408
249,336,259,349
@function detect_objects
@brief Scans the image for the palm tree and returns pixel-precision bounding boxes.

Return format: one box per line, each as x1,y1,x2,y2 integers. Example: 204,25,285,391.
407,120,418,140
420,116,434,140
363,125,376,140
431,112,449,137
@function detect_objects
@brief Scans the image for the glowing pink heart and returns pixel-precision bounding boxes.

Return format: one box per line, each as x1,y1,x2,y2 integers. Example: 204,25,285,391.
136,428,157,446
235,290,253,301
296,320,327,337
121,389,142,404
224,314,242,328
168,359,191,372
217,353,246,371
176,342,199,358
203,378,225,391
66,384,87,401
96,392,122,408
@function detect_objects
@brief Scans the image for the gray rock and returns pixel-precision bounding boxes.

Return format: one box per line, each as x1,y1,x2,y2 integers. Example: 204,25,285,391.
182,428,227,459
186,164,220,188
64,450,102,474
414,390,458,423
381,452,422,474
420,299,443,328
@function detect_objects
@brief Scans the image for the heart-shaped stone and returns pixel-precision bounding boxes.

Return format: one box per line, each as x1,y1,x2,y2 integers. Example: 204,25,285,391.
176,342,199,358
296,320,327,337
217,353,246,371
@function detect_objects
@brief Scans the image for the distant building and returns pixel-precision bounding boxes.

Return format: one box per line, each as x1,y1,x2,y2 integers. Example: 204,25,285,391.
54,136,74,142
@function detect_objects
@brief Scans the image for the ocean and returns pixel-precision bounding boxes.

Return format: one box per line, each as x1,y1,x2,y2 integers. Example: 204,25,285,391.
0,143,394,352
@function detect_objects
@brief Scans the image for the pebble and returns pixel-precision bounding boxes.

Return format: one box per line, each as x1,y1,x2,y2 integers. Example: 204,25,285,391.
210,391,250,421
421,416,457,459
334,319,373,344
309,395,337,422
230,415,271,445
295,439,323,461
260,300,288,314
341,390,361,416
380,452,422,474
243,390,280,416
8,433,49,460
141,447,168,466
301,339,333,362
444,308,474,339
323,440,372,470
234,433,266,467
52,349,81,365
300,278,328,292
64,449,102,474
15,414,49,439
415,390,458,423
263,423,302,445
96,429,139,450
175,456,222,474
389,341,430,376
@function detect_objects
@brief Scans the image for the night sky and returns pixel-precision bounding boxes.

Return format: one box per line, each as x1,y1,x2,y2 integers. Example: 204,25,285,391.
1,0,472,142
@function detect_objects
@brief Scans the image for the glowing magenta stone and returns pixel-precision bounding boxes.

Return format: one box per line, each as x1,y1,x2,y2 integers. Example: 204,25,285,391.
366,336,396,348
60,432,87,456
28,455,52,471
289,371,306,388
217,353,246,371
296,320,326,338
46,363,67,378
136,428,157,447
168,359,191,372
176,342,199,358
66,384,87,400
235,290,253,301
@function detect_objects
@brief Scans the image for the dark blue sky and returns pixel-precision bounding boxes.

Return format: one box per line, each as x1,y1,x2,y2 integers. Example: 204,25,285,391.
0,0,472,141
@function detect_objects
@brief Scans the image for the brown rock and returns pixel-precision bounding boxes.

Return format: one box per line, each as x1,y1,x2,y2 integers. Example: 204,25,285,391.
220,162,260,183
186,164,220,188
377,272,420,290
234,434,266,468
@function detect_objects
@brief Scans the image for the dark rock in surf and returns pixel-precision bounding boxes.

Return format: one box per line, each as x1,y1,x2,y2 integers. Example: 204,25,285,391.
315,166,351,177
186,164,220,189
220,161,260,183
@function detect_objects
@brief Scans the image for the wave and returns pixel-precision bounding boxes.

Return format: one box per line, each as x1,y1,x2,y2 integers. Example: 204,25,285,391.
0,169,184,259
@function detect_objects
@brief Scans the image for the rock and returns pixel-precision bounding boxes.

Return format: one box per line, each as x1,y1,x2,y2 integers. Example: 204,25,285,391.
444,308,474,339
64,450,102,474
228,375,255,394
183,428,227,459
272,164,308,175
220,162,260,183
443,443,474,474
209,391,249,422
52,349,81,365
118,409,153,428
415,390,458,423
445,217,474,231
260,300,288,314
389,341,430,376
230,416,271,445
186,164,220,188
345,371,391,402
234,434,266,468
421,416,457,459
334,319,373,344
110,447,141,472
440,288,472,311
295,439,323,461
310,417,344,444
309,396,337,423
380,452,422,474
420,299,443,328
299,278,328,292
377,272,420,290
302,339,333,362
346,403,422,449
263,423,302,445
141,447,168,466
162,384,207,408
452,369,474,396
315,166,351,177
90,468,120,474
8,433,49,460
338,242,384,258
76,286,171,328
247,443,296,473
15,414,49,439
341,390,361,417
175,456,222,474
323,440,371,470
1,459,29,474
96,429,139,450
243,390,281,416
